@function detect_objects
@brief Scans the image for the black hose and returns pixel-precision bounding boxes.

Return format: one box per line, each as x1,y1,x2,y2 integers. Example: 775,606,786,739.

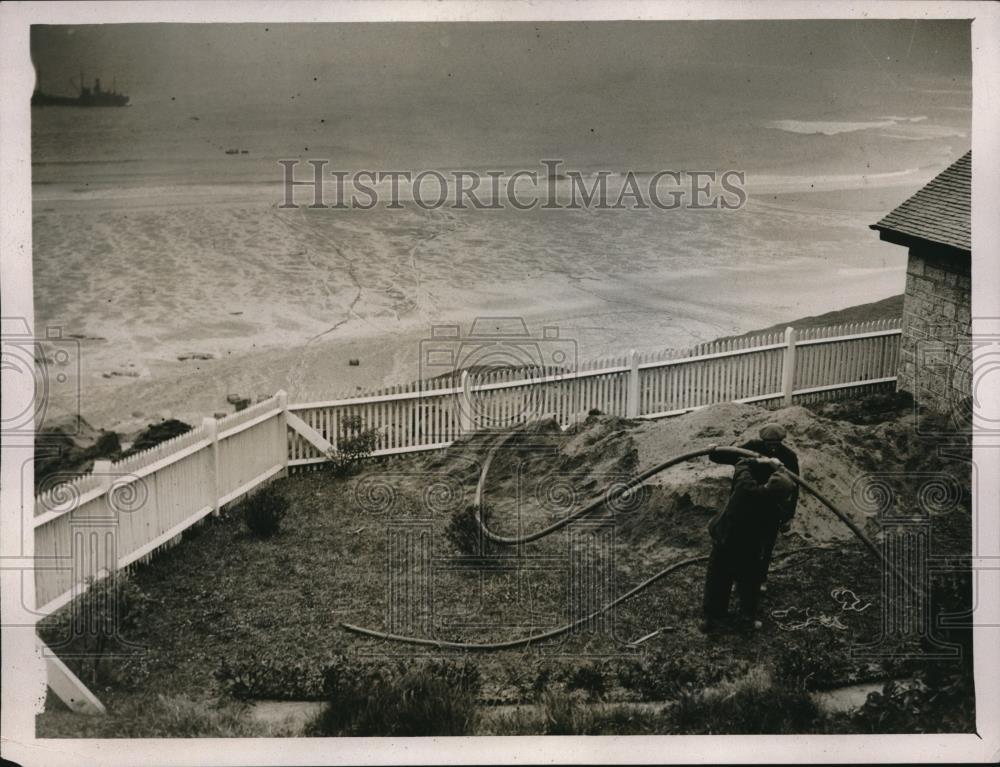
474,433,916,594
342,429,919,648
343,554,706,650
340,546,824,650
473,430,718,544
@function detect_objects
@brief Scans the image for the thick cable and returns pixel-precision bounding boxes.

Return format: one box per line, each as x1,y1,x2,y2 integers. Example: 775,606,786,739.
341,547,823,650
474,432,914,593
343,428,919,648
473,431,722,545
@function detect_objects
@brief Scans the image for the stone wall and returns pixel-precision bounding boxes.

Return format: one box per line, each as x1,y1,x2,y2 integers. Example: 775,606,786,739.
897,247,972,416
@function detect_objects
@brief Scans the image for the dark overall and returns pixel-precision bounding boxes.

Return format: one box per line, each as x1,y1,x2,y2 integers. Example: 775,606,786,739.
710,439,799,583
702,459,784,625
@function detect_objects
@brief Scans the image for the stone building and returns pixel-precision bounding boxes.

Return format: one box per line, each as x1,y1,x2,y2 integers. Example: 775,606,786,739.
870,151,971,417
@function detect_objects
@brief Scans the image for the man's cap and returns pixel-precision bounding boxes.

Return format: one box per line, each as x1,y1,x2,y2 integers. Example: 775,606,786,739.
759,423,786,441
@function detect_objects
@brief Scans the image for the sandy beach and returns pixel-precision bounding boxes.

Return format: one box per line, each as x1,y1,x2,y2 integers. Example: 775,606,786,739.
32,174,915,434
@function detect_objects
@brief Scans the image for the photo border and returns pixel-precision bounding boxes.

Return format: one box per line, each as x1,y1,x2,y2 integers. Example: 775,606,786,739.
2,1,998,764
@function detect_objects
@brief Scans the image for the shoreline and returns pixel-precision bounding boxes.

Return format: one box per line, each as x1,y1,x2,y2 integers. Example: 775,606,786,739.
33,174,913,437
39,293,904,441
31,165,939,213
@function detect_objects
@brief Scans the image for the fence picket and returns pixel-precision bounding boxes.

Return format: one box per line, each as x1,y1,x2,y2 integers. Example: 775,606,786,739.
864,321,876,380
729,340,738,401
33,319,903,616
707,344,715,404
711,342,720,403
693,348,703,408
737,339,748,399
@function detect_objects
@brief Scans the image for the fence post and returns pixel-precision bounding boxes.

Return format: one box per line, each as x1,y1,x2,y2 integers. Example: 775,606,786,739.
202,416,220,516
781,326,797,406
459,371,475,435
626,349,640,418
276,390,289,474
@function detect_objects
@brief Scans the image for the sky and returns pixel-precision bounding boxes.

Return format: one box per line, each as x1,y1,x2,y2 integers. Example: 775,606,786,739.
30,21,971,101
28,21,972,173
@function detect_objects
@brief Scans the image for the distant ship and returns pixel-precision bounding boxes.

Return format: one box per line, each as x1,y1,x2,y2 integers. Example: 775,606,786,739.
32,73,129,108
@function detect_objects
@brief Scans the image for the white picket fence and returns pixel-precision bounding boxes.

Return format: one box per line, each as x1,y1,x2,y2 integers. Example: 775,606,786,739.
32,318,900,617
33,395,289,616
286,319,901,465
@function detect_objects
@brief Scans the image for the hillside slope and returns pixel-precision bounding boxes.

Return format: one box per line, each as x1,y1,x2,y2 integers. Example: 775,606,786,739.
38,393,973,736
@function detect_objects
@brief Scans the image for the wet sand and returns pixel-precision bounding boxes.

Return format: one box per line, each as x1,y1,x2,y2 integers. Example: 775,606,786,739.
33,177,912,433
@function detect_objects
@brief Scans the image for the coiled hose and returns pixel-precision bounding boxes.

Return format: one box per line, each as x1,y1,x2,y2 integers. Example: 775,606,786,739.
472,432,899,576
342,429,917,649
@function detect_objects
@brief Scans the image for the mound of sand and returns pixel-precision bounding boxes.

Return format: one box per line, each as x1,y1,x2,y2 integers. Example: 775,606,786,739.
428,399,968,548
631,401,968,543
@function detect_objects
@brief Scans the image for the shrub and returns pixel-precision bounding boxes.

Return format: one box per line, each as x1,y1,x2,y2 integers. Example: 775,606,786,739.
541,689,595,734
124,418,193,456
617,650,707,700
565,662,608,701
326,414,381,477
531,668,554,699
309,657,481,736
772,634,858,691
850,669,975,734
542,690,593,735
42,573,151,685
445,503,501,559
215,657,325,701
666,668,822,734
242,485,289,538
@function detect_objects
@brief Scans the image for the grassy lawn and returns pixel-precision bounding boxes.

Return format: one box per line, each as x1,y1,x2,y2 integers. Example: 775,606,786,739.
36,394,973,736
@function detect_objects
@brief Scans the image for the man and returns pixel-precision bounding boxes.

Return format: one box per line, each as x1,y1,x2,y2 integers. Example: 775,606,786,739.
710,422,800,589
701,458,797,633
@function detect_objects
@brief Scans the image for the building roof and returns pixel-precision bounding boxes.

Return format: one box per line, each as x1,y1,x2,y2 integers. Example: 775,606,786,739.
870,151,971,255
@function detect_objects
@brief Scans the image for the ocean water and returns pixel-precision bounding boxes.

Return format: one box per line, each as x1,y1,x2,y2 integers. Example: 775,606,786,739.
32,88,970,188
31,23,972,189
